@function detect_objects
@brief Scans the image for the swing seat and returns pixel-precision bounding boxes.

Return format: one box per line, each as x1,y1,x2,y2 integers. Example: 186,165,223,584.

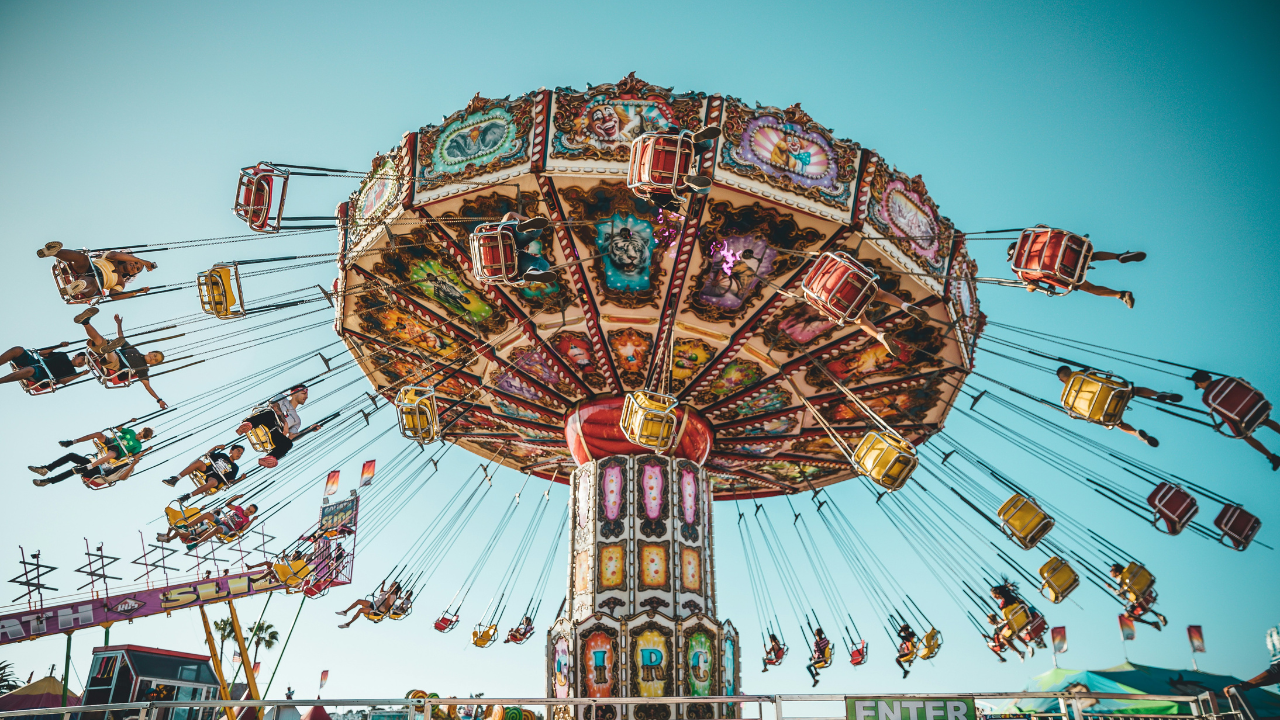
243,404,278,453
468,222,524,287
620,391,679,451
764,644,787,666
274,559,314,588
916,628,942,660
87,352,137,389
472,623,498,648
853,430,918,492
1118,562,1155,603
1146,482,1198,535
1010,226,1093,295
303,576,334,598
1214,504,1261,551
506,626,534,644
388,606,411,621
396,384,443,444
11,351,58,396
998,493,1054,550
896,640,917,662
366,610,387,624
81,460,132,490
1038,556,1079,604
234,162,289,234
164,504,206,529
849,640,868,666
196,263,246,319
801,251,880,326
627,130,698,201
1060,370,1132,428
1019,613,1048,644
1000,603,1033,637
51,250,109,305
434,613,460,633
812,644,833,669
1204,377,1271,439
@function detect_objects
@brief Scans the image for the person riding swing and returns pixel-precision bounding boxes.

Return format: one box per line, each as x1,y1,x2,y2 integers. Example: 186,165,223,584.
336,580,402,628
164,444,247,500
1191,370,1280,470
505,616,535,644
762,633,786,671
895,623,918,678
37,241,157,301
156,495,257,549
1,340,88,393
1106,563,1168,630
237,384,323,468
74,308,167,407
1056,366,1180,447
805,627,831,687
29,421,153,487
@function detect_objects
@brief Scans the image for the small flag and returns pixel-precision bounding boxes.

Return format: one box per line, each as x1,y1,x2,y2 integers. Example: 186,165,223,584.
252,662,261,677
1051,626,1067,654
360,460,376,487
324,470,340,496
319,670,329,689
1119,615,1136,641
231,650,242,665
1188,625,1205,653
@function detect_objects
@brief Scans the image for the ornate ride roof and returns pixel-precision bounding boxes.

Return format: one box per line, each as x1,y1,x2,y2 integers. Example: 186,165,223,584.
333,74,983,499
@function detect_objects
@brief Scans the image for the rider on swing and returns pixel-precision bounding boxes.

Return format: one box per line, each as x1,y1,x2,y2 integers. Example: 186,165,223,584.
895,624,918,679
762,633,785,671
805,627,830,687
336,580,402,628
1106,564,1167,630
505,616,535,643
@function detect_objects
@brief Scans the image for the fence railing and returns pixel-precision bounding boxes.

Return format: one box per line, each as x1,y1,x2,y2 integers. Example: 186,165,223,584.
1,690,1253,720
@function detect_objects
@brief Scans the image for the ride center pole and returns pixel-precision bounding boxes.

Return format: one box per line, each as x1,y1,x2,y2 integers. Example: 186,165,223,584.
227,599,263,712
198,605,238,720
61,631,71,707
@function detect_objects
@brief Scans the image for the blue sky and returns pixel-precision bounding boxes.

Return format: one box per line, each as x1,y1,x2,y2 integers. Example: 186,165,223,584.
1,0,1278,704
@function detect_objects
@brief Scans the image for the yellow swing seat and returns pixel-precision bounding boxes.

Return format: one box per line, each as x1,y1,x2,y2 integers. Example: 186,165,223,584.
395,384,442,444
998,493,1054,550
1038,556,1079,604
273,559,314,588
1118,562,1156,603
472,623,498,648
196,263,245,319
1060,370,1133,428
916,628,942,659
853,430,918,492
620,391,679,451
1000,603,1032,637
813,644,833,669
243,405,278,453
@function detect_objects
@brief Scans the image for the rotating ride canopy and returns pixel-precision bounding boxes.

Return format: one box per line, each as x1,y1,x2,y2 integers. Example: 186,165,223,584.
325,75,980,710
332,74,980,498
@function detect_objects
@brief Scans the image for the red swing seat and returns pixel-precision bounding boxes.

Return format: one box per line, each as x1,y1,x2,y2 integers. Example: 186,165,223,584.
627,131,698,202
468,221,522,286
1018,613,1048,644
234,162,290,233
1204,377,1271,439
1010,226,1093,295
11,351,58,396
87,353,137,388
434,612,460,633
763,644,787,666
1214,504,1261,551
1146,482,1199,536
801,251,880,326
51,250,111,305
848,640,868,666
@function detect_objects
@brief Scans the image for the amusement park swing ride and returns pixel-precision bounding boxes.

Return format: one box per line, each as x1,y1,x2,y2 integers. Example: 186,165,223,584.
2,74,1274,710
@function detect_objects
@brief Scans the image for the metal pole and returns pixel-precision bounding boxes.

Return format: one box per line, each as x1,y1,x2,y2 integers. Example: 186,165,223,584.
227,600,263,715
61,632,72,707
104,622,113,647
198,605,239,720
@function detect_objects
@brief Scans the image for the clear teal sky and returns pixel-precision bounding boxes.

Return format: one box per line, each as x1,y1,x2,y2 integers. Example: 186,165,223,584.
2,0,1278,703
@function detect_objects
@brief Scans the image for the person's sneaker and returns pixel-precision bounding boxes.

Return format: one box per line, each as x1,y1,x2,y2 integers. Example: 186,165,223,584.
1155,393,1183,403
903,304,930,322
1139,430,1159,448
36,242,63,258
1269,454,1280,472
33,478,50,487
1118,251,1147,263
515,217,550,232
101,338,126,353
523,269,558,284
178,493,191,503
29,465,48,477
691,125,722,144
236,421,253,435
1120,291,1135,309
58,440,74,448
878,334,900,357
61,280,87,297
163,476,180,487
73,307,100,325
156,533,169,543
1152,622,1162,632
682,174,711,189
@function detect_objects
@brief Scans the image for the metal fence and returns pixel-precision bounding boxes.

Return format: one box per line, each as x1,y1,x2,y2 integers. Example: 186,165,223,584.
0,690,1257,720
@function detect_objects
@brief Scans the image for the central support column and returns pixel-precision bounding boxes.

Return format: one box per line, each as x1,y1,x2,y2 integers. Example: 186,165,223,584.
549,398,740,720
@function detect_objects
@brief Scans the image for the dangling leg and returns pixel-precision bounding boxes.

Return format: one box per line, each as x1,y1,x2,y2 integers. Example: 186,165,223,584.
1241,436,1280,470
338,600,373,628
1092,251,1146,264
0,348,38,385
853,313,899,357
1133,386,1183,404
1117,421,1158,448
1077,280,1133,308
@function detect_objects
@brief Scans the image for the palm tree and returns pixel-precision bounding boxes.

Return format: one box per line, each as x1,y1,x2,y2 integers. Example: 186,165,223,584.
213,617,236,670
0,660,20,693
248,622,279,669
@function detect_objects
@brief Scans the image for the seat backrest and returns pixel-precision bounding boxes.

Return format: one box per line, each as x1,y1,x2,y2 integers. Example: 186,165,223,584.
1214,505,1261,550
1002,603,1031,634
1121,562,1154,598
